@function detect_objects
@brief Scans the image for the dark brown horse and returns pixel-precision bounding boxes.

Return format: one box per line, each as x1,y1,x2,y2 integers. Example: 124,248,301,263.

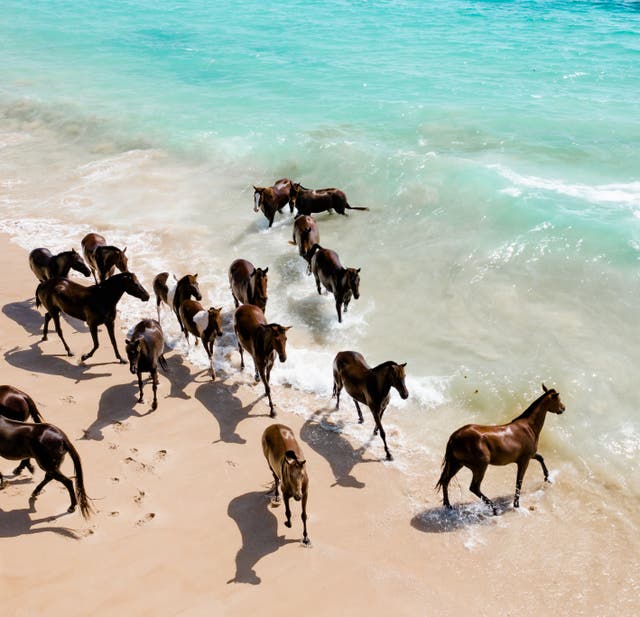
36,272,150,362
262,423,310,545
29,248,91,283
289,215,320,270
229,259,268,313
0,385,44,477
436,384,566,513
179,299,223,380
81,232,129,283
290,183,369,216
253,178,294,227
332,351,408,461
0,416,92,517
125,319,168,411
153,272,202,333
233,304,291,417
309,245,360,323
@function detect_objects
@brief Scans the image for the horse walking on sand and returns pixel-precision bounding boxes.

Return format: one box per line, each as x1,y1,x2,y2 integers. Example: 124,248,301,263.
332,351,408,461
0,385,45,477
262,423,310,545
81,232,129,283
179,299,223,380
234,304,291,417
153,272,202,333
0,416,92,518
29,248,91,283
228,259,268,313
435,384,566,513
36,272,150,362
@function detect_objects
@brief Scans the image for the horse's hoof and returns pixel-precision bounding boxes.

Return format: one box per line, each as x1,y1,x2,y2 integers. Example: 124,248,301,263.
544,478,552,484
119,358,126,365
138,398,144,404
385,453,394,461
151,402,158,411
302,537,311,546
358,418,364,424
284,521,292,528
67,505,76,513
81,354,89,361
67,351,75,357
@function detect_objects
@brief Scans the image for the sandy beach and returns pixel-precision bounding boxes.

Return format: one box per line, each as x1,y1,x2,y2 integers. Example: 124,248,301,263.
1,233,638,617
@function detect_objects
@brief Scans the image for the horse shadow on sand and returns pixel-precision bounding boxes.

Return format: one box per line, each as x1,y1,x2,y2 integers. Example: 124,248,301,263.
3,298,89,337
226,490,298,585
163,353,193,400
0,506,80,539
195,381,269,445
300,410,380,490
410,495,514,533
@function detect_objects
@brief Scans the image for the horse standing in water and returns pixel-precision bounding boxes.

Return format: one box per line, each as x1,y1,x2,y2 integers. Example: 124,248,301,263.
0,416,92,517
436,384,566,513
228,259,268,313
179,299,223,380
36,272,150,362
233,304,291,417
81,233,129,283
289,215,319,271
332,351,408,461
29,248,91,283
253,178,294,227
153,272,202,333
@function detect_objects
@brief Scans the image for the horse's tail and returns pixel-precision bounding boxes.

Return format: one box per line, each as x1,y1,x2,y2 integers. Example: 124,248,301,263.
158,354,169,373
346,203,369,211
35,282,44,308
306,243,322,261
65,438,93,518
435,437,456,493
25,394,44,423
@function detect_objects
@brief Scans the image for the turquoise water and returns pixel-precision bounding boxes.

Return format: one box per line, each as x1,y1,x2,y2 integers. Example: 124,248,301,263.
1,1,640,493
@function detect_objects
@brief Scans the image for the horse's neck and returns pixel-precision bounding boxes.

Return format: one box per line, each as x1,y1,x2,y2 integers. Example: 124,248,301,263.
49,253,67,277
254,325,273,355
98,277,127,304
513,395,549,436
369,367,393,400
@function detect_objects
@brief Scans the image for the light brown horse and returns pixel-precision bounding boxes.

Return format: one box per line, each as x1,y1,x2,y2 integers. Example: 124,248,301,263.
229,259,268,313
125,319,168,411
0,416,92,517
436,384,566,513
153,272,202,333
253,178,294,227
262,423,309,545
81,232,129,283
289,215,319,270
233,304,291,417
36,272,150,362
179,299,223,380
332,351,408,461
29,248,91,283
309,245,360,323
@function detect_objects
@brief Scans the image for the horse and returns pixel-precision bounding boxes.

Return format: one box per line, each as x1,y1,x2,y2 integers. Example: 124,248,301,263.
289,215,319,270
262,423,310,545
0,416,92,517
153,272,202,333
0,385,45,477
289,183,369,216
435,384,566,514
228,259,268,313
125,319,169,411
309,245,360,323
233,304,291,417
29,248,91,283
36,272,150,362
253,178,294,227
179,299,223,380
332,351,408,461
81,232,129,283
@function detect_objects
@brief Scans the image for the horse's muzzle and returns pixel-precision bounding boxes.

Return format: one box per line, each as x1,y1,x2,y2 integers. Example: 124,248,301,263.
278,352,287,363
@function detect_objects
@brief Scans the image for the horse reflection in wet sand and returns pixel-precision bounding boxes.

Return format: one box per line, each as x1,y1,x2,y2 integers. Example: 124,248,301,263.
436,384,565,514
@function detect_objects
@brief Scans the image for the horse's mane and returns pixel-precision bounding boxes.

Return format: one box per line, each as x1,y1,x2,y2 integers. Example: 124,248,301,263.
372,360,398,371
511,389,555,421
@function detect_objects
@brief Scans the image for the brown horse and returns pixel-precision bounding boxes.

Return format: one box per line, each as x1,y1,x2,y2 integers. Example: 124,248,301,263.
289,183,369,216
125,319,168,411
436,384,566,513
36,272,150,362
81,232,129,283
0,385,45,477
229,259,268,313
262,423,310,545
309,245,360,323
179,299,223,380
153,272,202,333
332,351,408,461
0,416,92,517
289,215,320,270
253,178,294,227
29,248,91,283
233,304,291,417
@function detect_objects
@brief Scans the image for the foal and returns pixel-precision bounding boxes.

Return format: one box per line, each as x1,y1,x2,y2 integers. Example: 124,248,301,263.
81,232,129,283
153,272,202,333
436,384,566,513
179,299,223,380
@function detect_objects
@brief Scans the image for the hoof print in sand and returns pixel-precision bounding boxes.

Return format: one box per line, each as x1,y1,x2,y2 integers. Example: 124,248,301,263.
133,490,146,505
136,512,156,526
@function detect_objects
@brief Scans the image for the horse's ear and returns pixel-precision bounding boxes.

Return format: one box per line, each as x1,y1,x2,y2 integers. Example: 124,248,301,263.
356,268,361,273
263,267,269,274
400,362,407,368
542,383,548,392
125,338,131,345
283,326,293,332
194,273,198,279
214,306,222,312
123,247,127,254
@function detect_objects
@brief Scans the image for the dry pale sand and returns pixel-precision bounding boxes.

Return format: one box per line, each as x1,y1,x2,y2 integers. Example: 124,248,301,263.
1,234,638,617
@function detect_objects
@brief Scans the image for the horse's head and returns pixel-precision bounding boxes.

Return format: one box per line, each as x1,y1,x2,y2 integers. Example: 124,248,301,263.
253,186,265,212
541,383,565,414
393,362,409,399
71,249,91,277
125,337,142,375
346,267,361,300
283,450,307,501
183,274,202,301
208,306,223,338
123,272,150,302
252,267,268,311
268,323,291,363
115,247,129,273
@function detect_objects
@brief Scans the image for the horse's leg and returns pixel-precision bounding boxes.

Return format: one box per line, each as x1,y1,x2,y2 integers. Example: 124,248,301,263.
332,373,342,409
269,467,280,502
81,323,100,361
151,367,158,411
372,410,392,461
174,308,185,334
137,369,145,403
301,490,310,544
51,311,73,356
335,296,343,323
231,291,239,309
0,471,4,489
441,459,464,509
156,295,162,322
353,400,364,423
314,272,322,295
106,320,125,363
514,458,531,508
206,339,215,380
237,342,245,370
50,469,78,513
533,453,550,482
31,472,54,498
283,492,292,528
13,458,34,475
41,312,52,341
469,465,497,514
259,362,275,417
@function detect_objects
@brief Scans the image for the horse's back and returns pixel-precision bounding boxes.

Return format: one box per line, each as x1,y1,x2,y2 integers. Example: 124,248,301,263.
229,259,253,284
29,248,52,281
262,423,304,472
0,385,31,421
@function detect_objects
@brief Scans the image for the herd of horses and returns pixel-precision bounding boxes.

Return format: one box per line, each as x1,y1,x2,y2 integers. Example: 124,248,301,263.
1,179,566,544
